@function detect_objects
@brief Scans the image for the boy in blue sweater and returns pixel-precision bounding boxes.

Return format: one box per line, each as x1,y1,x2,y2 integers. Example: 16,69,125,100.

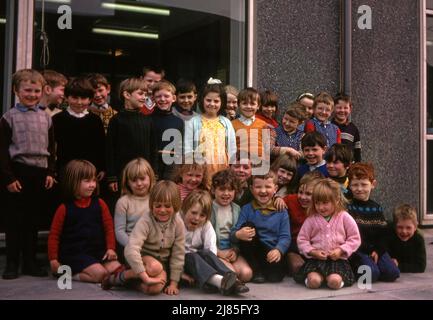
231,171,290,283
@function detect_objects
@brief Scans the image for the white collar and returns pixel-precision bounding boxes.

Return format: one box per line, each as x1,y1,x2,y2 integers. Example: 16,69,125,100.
67,106,89,118
309,160,326,171
91,103,109,110
239,115,255,126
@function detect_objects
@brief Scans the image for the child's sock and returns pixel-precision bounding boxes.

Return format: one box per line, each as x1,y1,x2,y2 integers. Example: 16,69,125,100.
110,270,126,286
73,274,80,281
207,274,223,288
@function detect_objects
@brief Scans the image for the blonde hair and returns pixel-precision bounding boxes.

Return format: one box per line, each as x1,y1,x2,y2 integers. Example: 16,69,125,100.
393,204,418,228
308,178,347,216
225,85,239,97
173,162,210,191
181,190,213,221
62,159,98,201
13,69,46,91
120,158,156,196
149,180,182,213
119,77,147,101
152,80,176,95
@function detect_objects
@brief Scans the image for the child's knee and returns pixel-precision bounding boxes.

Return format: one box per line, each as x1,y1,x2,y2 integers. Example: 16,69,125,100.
92,266,109,282
239,267,253,282
140,283,164,295
306,273,323,289
327,274,343,290
145,261,164,277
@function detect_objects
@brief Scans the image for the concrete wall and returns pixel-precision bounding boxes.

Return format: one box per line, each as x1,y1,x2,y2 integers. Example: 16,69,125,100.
351,0,420,218
256,0,420,219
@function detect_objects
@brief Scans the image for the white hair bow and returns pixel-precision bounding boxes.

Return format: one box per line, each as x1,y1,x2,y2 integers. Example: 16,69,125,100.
207,77,222,84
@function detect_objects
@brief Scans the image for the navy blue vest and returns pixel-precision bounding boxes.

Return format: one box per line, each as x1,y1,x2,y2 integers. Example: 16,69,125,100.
59,198,105,257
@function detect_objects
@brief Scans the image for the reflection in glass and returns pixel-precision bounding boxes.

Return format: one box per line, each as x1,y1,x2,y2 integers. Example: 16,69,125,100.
427,16,433,133
33,0,246,107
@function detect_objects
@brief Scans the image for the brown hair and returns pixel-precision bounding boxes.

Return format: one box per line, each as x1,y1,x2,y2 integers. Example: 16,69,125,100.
181,190,213,221
211,169,241,194
152,79,176,95
12,69,46,91
62,159,98,201
285,102,309,122
41,70,67,88
308,178,347,216
225,85,239,97
393,204,418,227
64,77,94,99
313,92,334,110
238,87,261,107
87,73,110,89
173,162,210,191
325,143,353,167
260,90,278,110
120,158,156,196
347,162,375,183
250,170,278,186
149,180,182,213
334,93,352,107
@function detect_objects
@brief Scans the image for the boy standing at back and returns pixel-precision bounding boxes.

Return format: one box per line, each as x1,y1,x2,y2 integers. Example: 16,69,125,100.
332,93,362,162
231,88,272,162
172,79,198,122
39,70,67,117
87,73,117,134
141,66,165,115
106,77,158,193
0,69,55,279
151,80,184,179
304,92,341,148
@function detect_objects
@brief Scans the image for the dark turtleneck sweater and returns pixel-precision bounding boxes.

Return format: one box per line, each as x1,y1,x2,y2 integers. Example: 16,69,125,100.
106,108,158,183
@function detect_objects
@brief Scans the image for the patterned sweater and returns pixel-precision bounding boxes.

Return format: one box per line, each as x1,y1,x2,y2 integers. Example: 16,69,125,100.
347,198,388,255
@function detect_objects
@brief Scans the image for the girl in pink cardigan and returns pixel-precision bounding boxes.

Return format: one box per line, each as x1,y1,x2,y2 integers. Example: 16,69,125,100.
294,179,361,290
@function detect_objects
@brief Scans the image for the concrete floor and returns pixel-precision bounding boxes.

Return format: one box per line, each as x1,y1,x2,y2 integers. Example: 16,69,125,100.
1,230,432,300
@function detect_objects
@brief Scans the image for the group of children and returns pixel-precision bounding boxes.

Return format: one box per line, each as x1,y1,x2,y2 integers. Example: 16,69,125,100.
0,67,427,297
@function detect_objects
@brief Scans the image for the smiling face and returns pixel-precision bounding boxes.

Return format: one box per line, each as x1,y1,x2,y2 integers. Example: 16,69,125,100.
152,202,175,222
231,162,252,185
326,160,348,178
202,92,222,118
46,84,65,106
239,99,259,119
297,184,314,209
299,97,314,118
128,175,151,197
315,200,335,218
93,84,110,106
213,185,236,207
261,104,276,119
154,88,176,111
177,91,197,111
76,178,97,199
124,89,147,110
314,102,333,123
15,80,43,107
395,219,417,242
303,145,326,166
349,177,376,202
334,100,352,124
276,168,294,186
250,177,277,206
282,113,301,134
181,169,204,190
67,95,91,114
183,203,207,231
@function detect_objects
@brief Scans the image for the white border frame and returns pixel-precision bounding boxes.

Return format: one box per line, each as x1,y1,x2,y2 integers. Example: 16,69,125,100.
247,0,256,87
421,1,433,225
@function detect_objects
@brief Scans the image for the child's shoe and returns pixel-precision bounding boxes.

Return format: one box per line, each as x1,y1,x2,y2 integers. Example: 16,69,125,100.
233,280,250,294
220,272,237,295
2,262,19,280
251,272,265,283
